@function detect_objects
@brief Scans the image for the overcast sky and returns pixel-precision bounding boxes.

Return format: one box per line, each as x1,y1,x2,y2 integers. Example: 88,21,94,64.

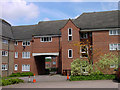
0,0,119,26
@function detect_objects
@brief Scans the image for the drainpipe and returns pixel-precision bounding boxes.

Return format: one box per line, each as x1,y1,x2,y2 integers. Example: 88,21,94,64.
7,40,10,76
58,36,61,74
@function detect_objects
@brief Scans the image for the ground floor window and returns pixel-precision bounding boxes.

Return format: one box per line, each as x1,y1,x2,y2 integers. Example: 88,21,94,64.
53,61,56,65
80,45,88,58
81,66,88,73
14,64,18,71
2,64,8,71
22,64,30,71
68,49,73,58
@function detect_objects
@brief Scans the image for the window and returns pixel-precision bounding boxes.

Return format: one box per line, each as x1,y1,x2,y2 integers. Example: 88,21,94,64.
40,37,52,42
81,66,88,73
22,41,30,46
2,51,8,56
15,52,18,58
80,33,88,39
22,52,30,59
2,64,8,71
53,61,56,65
14,41,18,45
68,28,72,41
14,64,18,71
109,30,120,35
68,49,73,58
110,65,115,68
52,57,56,60
2,39,8,44
109,44,120,50
80,46,88,58
22,64,30,71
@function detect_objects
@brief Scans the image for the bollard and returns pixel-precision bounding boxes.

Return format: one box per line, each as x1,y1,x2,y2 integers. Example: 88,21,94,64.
28,75,31,83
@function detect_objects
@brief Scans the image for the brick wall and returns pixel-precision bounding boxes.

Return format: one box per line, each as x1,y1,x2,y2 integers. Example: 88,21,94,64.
61,20,80,74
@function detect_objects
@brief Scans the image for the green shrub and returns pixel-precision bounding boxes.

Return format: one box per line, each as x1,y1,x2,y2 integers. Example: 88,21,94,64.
50,68,57,72
2,78,24,86
70,74,115,81
9,72,34,77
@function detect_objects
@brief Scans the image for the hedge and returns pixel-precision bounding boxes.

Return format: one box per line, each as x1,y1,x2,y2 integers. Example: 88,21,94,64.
70,74,115,81
0,78,24,86
9,72,34,77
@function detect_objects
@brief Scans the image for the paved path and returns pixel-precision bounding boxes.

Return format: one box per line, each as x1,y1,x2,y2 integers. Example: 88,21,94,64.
2,75,119,88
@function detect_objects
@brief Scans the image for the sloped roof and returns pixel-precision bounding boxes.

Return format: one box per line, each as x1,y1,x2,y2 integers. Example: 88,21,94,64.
35,20,68,36
1,10,119,40
12,25,37,40
74,10,120,29
0,19,13,39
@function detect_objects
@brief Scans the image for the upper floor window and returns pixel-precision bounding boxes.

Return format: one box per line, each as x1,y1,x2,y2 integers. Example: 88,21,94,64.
80,32,88,39
40,37,52,42
2,64,8,71
22,41,30,46
2,39,8,44
68,28,72,41
22,52,30,59
109,30,120,35
80,45,88,58
15,52,18,58
68,49,73,58
2,51,8,56
14,41,18,45
109,44,120,50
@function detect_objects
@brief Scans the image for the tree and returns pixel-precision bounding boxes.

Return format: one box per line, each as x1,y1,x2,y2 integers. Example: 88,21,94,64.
71,58,94,76
95,52,119,74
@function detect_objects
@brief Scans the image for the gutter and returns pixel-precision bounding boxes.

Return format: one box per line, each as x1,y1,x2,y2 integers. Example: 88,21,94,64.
80,28,120,32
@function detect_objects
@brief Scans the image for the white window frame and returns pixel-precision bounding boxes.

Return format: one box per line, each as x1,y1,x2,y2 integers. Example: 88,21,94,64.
14,41,18,45
53,61,56,65
80,32,88,39
40,37,52,42
22,52,30,59
81,66,88,73
110,65,115,68
68,28,72,41
2,39,8,44
2,51,8,56
80,45,88,58
14,64,18,71
68,49,73,58
109,44,120,50
15,52,18,58
109,30,120,35
22,64,30,71
2,64,8,71
22,41,30,46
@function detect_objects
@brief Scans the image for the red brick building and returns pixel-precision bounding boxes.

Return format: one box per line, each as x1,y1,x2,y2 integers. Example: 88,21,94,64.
1,10,120,76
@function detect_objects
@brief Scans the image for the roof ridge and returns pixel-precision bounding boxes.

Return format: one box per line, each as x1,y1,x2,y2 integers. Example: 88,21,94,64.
38,19,68,24
12,24,37,27
82,10,119,14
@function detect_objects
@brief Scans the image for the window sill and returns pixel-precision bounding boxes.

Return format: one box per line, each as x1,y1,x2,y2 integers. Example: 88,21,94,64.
22,70,30,72
2,70,8,71
68,57,73,59
22,58,31,59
